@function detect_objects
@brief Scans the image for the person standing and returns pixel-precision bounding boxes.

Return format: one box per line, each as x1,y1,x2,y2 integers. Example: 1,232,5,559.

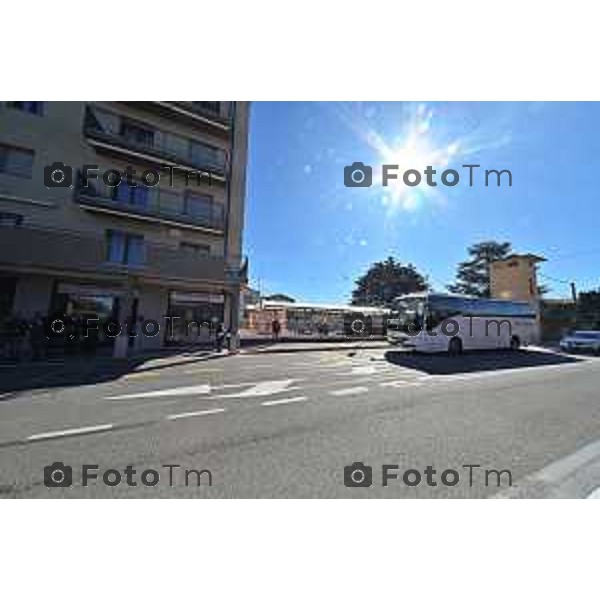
271,318,281,342
30,312,47,361
215,323,225,352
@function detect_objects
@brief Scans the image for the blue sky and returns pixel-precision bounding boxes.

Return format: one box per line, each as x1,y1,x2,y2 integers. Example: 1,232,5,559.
244,102,600,303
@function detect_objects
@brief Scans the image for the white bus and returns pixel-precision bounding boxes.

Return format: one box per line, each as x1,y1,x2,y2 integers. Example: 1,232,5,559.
386,293,538,354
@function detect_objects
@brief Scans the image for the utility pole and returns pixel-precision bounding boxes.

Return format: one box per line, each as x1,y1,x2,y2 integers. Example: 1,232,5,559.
570,282,578,304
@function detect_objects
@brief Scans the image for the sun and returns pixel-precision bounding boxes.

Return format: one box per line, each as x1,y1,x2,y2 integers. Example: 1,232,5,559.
375,106,464,210
334,102,511,213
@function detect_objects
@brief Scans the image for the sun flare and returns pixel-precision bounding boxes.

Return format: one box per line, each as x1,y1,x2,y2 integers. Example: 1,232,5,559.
334,102,511,213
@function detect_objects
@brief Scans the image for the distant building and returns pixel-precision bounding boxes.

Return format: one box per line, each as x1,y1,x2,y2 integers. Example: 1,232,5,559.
490,253,546,343
490,253,546,303
241,300,389,338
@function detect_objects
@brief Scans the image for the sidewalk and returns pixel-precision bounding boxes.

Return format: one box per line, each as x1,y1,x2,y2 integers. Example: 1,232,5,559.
0,339,388,376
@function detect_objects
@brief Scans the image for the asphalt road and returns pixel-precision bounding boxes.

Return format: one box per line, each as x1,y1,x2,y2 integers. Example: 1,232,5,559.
2,345,600,498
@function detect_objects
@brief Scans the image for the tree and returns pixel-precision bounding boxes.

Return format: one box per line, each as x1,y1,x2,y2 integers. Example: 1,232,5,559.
351,257,428,306
576,289,600,329
448,241,512,297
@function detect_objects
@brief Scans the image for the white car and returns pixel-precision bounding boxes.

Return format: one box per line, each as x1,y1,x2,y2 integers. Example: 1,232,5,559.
559,331,600,354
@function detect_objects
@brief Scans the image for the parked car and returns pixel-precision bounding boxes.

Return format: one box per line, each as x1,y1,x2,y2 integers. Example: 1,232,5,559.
559,330,600,354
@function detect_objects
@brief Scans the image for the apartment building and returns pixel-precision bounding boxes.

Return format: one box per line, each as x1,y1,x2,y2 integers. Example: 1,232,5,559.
0,101,249,353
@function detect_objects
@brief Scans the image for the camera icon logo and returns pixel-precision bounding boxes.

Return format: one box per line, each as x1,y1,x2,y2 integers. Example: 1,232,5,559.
44,462,73,488
344,162,372,187
344,462,373,488
44,313,77,340
44,161,74,188
343,312,373,339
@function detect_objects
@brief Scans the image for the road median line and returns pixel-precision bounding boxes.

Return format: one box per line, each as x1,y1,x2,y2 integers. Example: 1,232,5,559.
167,408,226,421
261,396,308,406
27,423,114,441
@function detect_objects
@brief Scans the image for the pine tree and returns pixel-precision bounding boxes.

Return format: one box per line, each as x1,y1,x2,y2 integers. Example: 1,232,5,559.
351,257,428,306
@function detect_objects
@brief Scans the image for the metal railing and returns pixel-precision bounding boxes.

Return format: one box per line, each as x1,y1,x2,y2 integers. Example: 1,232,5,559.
76,187,225,232
84,106,228,176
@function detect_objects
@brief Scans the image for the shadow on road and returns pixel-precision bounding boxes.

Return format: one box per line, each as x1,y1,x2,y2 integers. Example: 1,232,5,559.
0,350,222,398
384,348,584,375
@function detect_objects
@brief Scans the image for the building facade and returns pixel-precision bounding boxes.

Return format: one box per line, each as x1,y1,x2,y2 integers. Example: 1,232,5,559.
490,253,546,343
489,253,545,303
0,101,249,353
241,300,390,339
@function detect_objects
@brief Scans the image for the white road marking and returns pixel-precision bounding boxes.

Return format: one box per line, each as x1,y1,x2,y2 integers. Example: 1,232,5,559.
167,408,226,421
495,438,600,498
352,365,378,375
27,423,113,441
329,386,369,397
379,381,422,388
105,384,212,400
586,487,600,499
216,379,299,399
261,396,308,407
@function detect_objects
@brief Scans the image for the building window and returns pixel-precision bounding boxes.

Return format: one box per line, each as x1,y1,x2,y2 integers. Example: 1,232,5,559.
184,192,214,221
106,230,145,266
189,140,224,172
120,119,154,148
6,101,44,115
0,144,34,178
0,212,23,227
113,183,149,208
180,242,211,257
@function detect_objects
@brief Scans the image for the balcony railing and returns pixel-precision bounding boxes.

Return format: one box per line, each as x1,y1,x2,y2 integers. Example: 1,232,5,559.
75,186,225,233
171,101,232,123
0,224,238,284
84,106,228,177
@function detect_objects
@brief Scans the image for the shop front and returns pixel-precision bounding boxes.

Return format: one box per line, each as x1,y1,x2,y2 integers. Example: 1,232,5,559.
49,282,128,354
166,290,225,346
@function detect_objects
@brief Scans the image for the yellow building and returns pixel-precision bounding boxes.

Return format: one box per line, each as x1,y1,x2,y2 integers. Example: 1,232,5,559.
490,253,546,303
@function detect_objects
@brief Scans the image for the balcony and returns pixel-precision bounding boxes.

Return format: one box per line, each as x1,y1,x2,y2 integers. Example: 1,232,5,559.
75,186,225,234
0,224,236,285
122,101,233,135
83,106,228,180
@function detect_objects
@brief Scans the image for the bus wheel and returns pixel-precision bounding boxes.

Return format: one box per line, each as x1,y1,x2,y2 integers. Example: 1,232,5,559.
509,336,521,351
448,337,462,356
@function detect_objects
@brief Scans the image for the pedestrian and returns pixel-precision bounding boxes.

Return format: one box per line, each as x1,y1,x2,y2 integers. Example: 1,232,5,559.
215,323,225,352
30,312,47,361
271,318,281,342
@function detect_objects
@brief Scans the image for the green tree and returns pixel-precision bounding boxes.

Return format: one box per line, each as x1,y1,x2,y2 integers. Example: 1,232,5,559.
448,241,512,297
351,257,428,306
576,289,600,329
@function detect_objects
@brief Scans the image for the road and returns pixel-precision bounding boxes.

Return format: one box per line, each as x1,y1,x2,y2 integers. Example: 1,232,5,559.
1,345,600,498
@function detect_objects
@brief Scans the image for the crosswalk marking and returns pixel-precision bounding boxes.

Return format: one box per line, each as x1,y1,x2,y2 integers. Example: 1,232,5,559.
261,396,308,407
329,386,369,397
216,379,299,399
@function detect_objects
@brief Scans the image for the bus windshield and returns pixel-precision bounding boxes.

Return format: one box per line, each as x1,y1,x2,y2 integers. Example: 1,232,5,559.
393,297,426,331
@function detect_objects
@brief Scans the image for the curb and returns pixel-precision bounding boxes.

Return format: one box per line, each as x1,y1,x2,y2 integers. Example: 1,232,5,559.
239,342,388,355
